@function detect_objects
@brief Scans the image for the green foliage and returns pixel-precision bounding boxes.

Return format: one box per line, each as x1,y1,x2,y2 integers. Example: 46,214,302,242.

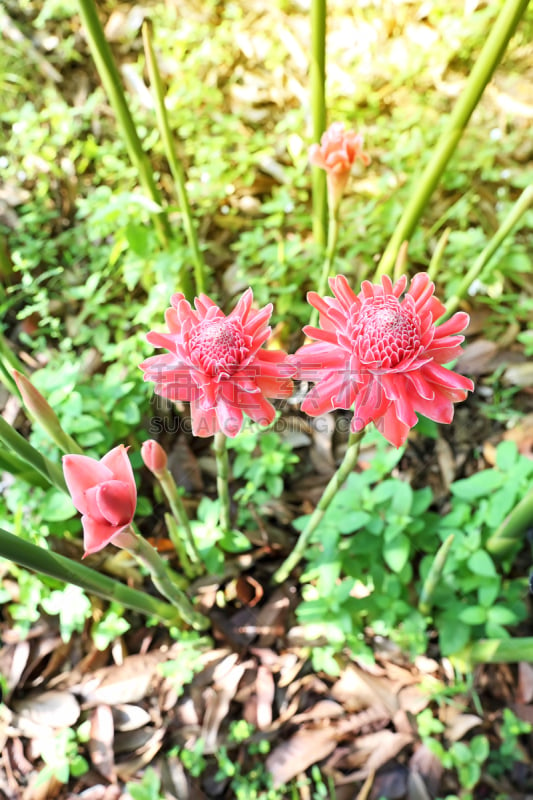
35,728,88,787
296,439,531,666
126,767,166,800
228,422,299,506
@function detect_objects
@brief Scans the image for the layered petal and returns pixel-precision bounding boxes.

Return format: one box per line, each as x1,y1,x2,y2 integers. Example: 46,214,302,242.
141,288,293,436
298,272,473,447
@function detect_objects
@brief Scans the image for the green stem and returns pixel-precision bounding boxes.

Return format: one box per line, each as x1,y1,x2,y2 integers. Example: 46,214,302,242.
0,449,49,488
0,334,24,396
375,0,529,279
273,430,364,583
418,533,455,616
485,485,533,559
165,513,195,580
214,431,232,535
310,212,339,327
0,417,67,493
143,23,203,299
76,0,172,249
310,0,327,248
427,227,451,282
0,527,181,625
469,637,533,664
157,466,202,570
442,184,533,320
128,531,209,630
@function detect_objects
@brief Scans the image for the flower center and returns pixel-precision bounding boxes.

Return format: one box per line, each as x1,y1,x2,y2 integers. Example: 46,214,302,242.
354,297,421,368
189,319,248,377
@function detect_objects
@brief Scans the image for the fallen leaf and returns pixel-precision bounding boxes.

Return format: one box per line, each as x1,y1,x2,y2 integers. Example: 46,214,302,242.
89,704,115,782
266,727,338,786
12,689,80,728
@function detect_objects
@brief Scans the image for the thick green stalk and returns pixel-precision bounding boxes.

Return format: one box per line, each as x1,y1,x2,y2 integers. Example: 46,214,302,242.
143,23,203,298
273,430,364,583
310,213,339,328
214,431,232,535
418,534,454,616
0,528,181,625
76,0,171,248
375,0,529,279
0,417,67,493
469,637,533,664
165,513,195,580
310,0,327,248
157,466,201,569
129,532,209,630
443,184,533,320
485,485,533,559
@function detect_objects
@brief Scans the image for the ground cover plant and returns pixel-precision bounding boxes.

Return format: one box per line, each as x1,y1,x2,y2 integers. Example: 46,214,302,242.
1,0,533,798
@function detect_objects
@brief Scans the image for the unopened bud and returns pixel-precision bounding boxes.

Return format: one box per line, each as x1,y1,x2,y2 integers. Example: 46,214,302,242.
13,370,82,454
141,439,168,476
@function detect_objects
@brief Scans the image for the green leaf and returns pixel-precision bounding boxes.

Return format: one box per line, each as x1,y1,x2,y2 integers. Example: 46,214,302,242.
467,550,496,577
470,735,490,762
338,510,371,534
478,578,501,607
40,489,76,522
439,619,471,655
487,605,520,626
495,440,518,471
383,533,410,573
451,470,505,501
458,605,487,625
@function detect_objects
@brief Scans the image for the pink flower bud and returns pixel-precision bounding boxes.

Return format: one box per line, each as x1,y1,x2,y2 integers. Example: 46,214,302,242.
141,439,168,476
309,122,370,213
63,445,137,556
13,369,60,429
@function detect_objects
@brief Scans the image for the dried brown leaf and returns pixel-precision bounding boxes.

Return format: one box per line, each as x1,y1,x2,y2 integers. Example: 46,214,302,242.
266,727,338,787
89,704,115,782
12,689,80,728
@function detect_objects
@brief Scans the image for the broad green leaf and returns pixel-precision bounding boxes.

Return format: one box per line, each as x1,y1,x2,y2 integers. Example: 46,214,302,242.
438,618,471,655
40,489,76,522
487,605,520,626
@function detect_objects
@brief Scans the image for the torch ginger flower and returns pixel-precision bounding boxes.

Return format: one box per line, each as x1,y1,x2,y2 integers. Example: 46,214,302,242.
309,122,370,212
140,289,294,437
295,273,474,448
63,445,137,556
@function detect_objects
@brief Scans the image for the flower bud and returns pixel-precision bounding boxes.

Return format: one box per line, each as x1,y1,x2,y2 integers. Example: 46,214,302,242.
13,369,82,454
141,439,168,476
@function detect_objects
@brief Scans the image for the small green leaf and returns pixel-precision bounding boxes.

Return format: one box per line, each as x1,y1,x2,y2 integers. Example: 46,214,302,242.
467,550,496,577
40,489,76,522
451,471,505,501
458,605,487,625
438,618,471,656
487,605,519,626
383,534,410,573
495,440,518,471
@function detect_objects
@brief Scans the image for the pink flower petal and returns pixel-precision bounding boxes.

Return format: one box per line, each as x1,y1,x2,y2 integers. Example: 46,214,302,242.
63,455,113,516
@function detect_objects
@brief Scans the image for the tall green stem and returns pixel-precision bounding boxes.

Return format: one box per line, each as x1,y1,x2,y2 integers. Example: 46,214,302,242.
442,184,533,320
128,530,208,629
0,417,67,493
418,534,454,616
76,0,172,251
273,430,364,583
0,528,181,626
310,213,339,328
157,466,202,571
143,23,204,298
311,0,327,248
375,0,529,279
485,485,533,560
214,431,232,535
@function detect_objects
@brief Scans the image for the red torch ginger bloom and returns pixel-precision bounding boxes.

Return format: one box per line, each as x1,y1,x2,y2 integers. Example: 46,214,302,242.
140,289,294,437
295,273,474,448
63,445,137,556
309,122,370,212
